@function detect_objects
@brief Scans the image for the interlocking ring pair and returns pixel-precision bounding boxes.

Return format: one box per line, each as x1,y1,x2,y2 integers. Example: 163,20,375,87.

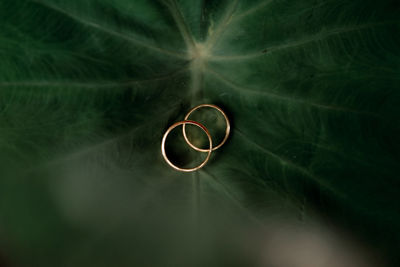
161,104,230,172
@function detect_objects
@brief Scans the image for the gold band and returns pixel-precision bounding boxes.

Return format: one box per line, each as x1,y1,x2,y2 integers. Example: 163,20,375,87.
161,120,213,172
182,104,230,152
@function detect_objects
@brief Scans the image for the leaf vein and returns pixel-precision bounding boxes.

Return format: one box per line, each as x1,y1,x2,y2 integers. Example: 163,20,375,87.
0,66,189,89
207,68,379,116
164,0,196,50
211,20,400,61
33,0,187,59
234,129,342,196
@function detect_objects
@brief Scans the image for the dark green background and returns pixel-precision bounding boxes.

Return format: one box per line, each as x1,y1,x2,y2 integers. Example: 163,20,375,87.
0,0,399,266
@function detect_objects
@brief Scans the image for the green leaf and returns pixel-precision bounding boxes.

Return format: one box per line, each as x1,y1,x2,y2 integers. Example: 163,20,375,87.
0,0,399,266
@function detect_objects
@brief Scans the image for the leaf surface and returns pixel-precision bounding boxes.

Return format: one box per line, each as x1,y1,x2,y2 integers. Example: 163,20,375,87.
0,0,399,266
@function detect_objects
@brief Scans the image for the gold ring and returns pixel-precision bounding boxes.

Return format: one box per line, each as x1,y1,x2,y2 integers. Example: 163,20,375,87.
161,120,213,172
182,104,230,152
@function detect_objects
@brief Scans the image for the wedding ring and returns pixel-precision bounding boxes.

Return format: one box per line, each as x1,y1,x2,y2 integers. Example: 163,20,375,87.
161,120,213,172
182,104,230,152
